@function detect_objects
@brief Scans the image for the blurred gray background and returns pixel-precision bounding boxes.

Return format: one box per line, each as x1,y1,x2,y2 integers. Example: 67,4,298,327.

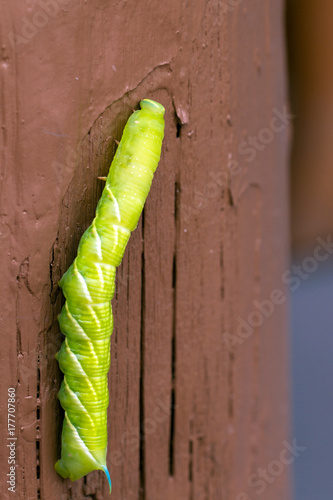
291,257,333,499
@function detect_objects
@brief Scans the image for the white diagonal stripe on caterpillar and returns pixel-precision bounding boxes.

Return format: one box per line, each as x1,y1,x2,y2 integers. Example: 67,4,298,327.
74,259,93,302
112,224,118,253
64,412,101,468
94,261,104,288
65,302,99,364
105,185,121,222
63,377,95,429
64,338,97,399
92,219,103,260
86,305,101,330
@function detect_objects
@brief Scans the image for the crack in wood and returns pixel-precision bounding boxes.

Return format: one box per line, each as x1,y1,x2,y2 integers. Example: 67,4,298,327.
36,354,41,499
169,181,180,477
139,209,146,500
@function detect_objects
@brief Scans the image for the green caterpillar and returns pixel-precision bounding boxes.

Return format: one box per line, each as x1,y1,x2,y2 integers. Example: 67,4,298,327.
55,99,165,492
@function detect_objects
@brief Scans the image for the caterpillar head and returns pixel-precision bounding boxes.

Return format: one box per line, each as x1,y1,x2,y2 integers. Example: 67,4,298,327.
140,99,165,116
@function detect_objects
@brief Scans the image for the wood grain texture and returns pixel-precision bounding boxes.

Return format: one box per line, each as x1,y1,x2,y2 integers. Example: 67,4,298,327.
0,1,291,499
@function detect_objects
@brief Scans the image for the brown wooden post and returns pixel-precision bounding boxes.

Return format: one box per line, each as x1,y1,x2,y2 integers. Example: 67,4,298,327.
0,1,291,499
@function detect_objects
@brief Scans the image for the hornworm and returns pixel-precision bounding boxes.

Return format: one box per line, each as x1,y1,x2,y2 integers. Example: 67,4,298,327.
55,99,165,492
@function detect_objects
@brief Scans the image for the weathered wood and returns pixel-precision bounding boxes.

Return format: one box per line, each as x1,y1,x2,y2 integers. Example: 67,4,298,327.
0,1,291,499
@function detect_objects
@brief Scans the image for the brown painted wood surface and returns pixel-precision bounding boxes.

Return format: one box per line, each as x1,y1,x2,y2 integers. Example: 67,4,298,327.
0,1,291,499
